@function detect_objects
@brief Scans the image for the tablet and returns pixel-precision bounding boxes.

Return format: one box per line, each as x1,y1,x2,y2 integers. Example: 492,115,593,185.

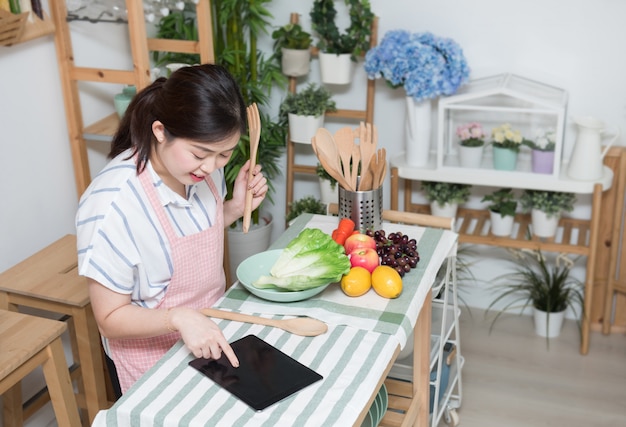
188,334,323,411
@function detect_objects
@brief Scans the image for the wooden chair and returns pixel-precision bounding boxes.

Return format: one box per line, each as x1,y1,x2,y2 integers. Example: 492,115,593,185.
0,310,81,427
0,235,110,425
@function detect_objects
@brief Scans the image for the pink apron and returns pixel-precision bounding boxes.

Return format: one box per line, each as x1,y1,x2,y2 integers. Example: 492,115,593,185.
108,169,225,393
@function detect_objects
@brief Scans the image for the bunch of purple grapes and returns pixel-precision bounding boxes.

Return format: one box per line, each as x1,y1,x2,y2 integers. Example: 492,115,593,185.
366,230,420,277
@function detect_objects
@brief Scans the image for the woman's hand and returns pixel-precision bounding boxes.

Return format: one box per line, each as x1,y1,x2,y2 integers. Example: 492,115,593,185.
224,159,268,226
169,307,239,367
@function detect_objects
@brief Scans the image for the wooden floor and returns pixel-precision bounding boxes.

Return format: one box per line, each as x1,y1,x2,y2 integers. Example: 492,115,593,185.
18,307,626,427
456,307,626,427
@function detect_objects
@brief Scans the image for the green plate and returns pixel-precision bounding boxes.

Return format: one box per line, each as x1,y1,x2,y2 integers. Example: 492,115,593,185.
236,249,332,302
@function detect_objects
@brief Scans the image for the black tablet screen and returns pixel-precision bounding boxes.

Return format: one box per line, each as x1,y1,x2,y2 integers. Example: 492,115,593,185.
188,334,323,411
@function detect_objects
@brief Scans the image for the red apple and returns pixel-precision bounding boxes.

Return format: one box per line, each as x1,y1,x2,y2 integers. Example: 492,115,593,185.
349,248,380,273
344,233,376,255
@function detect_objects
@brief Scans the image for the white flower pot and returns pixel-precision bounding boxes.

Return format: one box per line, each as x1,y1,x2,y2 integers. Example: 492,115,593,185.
531,209,560,238
533,307,565,338
288,113,324,144
489,211,514,237
430,202,458,218
458,143,484,168
405,97,432,167
227,214,273,285
281,47,311,77
319,52,353,85
319,178,338,206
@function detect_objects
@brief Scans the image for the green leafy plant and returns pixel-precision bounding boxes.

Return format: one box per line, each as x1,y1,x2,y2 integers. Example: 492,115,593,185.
152,10,200,67
520,190,576,218
316,163,337,189
211,0,288,225
272,23,313,59
421,181,471,206
486,249,584,346
481,188,517,217
286,196,327,223
310,0,374,60
279,83,337,119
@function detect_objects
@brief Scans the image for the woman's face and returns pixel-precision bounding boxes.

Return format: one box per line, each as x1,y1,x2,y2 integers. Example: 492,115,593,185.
151,121,240,188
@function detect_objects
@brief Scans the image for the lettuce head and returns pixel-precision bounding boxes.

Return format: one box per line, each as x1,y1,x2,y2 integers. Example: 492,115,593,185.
253,228,350,291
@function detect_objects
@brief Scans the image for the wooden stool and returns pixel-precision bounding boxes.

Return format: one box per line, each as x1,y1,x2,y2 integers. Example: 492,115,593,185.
0,235,109,425
1,310,82,427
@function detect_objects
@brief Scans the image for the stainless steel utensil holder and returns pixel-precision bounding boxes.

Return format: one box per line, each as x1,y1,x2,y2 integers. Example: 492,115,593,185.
339,183,382,232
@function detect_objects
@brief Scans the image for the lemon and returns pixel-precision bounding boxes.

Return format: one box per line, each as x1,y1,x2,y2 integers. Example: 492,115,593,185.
371,266,403,299
341,267,372,297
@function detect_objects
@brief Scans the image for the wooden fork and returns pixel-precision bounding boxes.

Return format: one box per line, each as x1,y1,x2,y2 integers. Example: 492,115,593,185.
243,103,261,233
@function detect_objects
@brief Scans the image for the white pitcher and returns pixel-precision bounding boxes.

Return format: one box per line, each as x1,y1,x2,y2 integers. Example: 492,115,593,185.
567,116,619,181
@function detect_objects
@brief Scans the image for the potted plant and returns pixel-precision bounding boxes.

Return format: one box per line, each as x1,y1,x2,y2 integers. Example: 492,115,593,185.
272,23,313,77
523,129,557,174
310,0,374,84
456,122,486,168
364,30,470,167
486,249,584,345
490,123,525,171
285,196,327,225
316,163,338,205
481,188,517,237
279,83,337,144
520,189,576,238
421,181,472,218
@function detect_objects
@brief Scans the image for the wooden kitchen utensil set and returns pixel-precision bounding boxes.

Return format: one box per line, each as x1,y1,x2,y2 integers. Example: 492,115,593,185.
312,123,386,192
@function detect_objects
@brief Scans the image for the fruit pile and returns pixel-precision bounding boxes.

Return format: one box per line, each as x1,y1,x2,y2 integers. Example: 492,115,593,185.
330,219,407,299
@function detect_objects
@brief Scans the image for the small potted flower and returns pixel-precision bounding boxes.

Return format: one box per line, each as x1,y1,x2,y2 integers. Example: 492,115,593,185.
272,23,313,77
279,83,337,144
481,188,517,237
422,181,472,218
316,163,338,205
456,122,486,168
491,123,524,171
520,189,576,238
524,129,556,174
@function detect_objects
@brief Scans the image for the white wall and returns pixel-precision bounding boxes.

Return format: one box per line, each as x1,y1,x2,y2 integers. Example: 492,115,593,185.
2,0,625,313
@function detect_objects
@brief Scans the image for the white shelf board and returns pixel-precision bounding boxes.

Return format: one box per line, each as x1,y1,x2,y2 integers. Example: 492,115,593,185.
392,152,613,194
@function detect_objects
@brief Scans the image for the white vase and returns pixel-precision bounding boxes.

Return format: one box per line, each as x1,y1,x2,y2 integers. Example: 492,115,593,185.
531,209,560,238
458,143,484,168
430,202,458,218
533,307,565,338
319,178,338,206
281,47,311,77
227,214,273,285
288,113,324,144
318,52,353,85
405,97,432,167
489,211,514,237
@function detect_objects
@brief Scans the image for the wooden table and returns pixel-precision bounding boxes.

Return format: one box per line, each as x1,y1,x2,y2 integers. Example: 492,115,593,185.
91,215,458,426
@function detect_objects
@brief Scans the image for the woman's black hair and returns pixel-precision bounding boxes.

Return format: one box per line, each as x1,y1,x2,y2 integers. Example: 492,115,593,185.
109,64,247,174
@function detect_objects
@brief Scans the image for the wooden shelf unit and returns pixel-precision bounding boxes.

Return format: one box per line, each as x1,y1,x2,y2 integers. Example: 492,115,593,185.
49,0,215,197
285,12,378,216
390,148,626,356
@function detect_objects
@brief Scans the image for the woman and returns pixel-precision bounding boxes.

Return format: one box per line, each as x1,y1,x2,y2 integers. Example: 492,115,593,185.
76,64,268,394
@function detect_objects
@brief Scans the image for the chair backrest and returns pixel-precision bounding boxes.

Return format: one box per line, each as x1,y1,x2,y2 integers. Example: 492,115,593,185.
326,203,454,231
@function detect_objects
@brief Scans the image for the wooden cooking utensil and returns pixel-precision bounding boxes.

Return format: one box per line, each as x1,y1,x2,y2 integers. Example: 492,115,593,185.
378,147,387,188
313,128,352,190
359,152,376,191
334,127,356,189
242,103,261,233
351,144,360,191
201,308,328,337
358,122,375,190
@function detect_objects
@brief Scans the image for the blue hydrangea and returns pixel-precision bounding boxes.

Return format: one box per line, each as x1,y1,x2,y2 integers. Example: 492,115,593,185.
364,30,470,102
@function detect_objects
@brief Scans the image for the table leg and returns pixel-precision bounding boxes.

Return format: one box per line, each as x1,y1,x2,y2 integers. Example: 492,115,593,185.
71,304,109,423
413,289,432,427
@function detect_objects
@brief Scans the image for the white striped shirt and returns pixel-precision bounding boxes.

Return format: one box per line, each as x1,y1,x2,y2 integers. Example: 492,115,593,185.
76,150,226,309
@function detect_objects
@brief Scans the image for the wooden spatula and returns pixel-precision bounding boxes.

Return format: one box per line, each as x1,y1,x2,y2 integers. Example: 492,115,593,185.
242,103,260,233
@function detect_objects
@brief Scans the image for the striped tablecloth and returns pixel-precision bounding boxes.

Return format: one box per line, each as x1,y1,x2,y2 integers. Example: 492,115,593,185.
91,214,458,427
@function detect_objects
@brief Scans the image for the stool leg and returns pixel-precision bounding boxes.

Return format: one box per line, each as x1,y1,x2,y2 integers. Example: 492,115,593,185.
71,305,108,423
3,383,23,427
42,337,82,427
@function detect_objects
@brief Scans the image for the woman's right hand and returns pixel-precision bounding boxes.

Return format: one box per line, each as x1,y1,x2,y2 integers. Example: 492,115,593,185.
169,307,240,367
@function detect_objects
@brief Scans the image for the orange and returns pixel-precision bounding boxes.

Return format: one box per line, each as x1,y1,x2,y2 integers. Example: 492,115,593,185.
341,267,372,297
371,266,403,299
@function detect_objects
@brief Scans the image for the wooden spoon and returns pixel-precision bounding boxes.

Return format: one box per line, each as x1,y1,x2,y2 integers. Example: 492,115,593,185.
313,129,352,190
201,308,328,337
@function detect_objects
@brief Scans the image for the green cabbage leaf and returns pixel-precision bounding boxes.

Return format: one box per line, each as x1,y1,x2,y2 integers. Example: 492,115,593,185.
253,228,350,291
